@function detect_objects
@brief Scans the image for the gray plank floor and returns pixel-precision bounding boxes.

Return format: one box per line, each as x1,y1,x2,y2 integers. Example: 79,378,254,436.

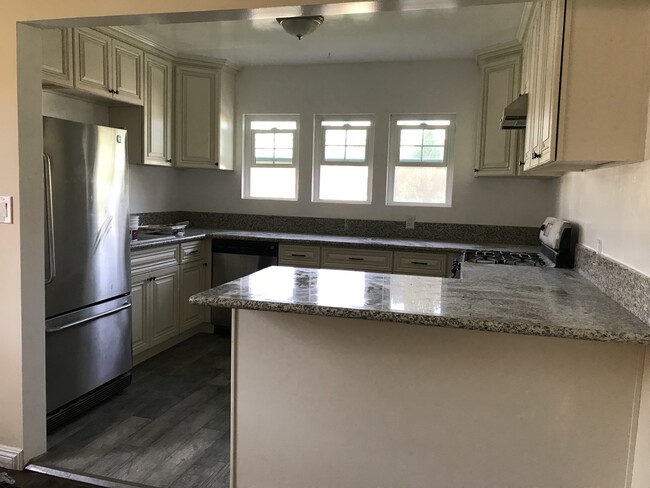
34,333,231,488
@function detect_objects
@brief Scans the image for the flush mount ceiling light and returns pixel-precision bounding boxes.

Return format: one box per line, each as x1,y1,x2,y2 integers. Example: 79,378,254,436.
276,16,324,40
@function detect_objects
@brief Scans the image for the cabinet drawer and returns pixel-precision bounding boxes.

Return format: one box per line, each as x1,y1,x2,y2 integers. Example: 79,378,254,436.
180,241,205,264
131,245,179,274
279,244,321,268
393,251,447,277
321,247,393,273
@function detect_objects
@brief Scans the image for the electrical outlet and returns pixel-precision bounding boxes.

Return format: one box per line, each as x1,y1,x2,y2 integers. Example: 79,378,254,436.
597,239,603,255
406,215,416,230
0,196,12,224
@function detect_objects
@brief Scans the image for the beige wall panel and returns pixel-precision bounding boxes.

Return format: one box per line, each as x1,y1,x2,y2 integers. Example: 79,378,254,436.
234,310,644,488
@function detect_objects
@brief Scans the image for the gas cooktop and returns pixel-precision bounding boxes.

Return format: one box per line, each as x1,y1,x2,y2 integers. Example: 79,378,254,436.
463,249,546,267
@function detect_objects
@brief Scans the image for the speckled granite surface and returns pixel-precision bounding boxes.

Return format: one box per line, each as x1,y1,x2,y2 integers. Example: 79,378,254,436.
575,245,650,326
131,228,540,254
132,211,540,245
190,265,650,344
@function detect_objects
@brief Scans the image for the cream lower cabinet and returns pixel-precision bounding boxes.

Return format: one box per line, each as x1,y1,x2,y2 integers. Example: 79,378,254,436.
130,265,180,356
280,244,452,278
130,241,210,361
179,241,210,330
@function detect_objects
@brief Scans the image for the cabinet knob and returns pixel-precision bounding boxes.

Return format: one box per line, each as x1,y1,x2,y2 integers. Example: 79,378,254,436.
519,161,525,166
115,90,119,95
214,162,219,167
474,168,479,173
108,89,115,94
166,159,172,163
532,152,541,159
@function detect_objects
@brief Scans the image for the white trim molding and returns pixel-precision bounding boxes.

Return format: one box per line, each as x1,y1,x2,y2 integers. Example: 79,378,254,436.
0,444,24,470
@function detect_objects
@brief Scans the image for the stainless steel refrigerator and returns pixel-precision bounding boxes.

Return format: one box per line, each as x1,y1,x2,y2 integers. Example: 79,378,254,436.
43,116,132,430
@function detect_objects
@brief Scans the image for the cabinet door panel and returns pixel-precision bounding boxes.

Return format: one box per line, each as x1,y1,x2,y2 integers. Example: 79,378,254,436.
74,28,111,97
539,0,564,165
112,39,143,105
175,66,218,168
42,28,73,88
131,273,149,356
145,53,173,165
180,263,208,331
151,267,180,345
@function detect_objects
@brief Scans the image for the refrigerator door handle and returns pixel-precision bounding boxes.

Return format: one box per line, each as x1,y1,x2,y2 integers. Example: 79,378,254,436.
46,303,132,333
43,152,56,285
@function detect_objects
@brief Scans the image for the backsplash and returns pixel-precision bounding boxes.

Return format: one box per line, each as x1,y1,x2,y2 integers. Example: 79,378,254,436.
135,211,540,245
575,245,650,326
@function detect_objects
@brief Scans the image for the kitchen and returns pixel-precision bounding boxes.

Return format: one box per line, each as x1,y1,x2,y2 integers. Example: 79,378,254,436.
1,0,650,487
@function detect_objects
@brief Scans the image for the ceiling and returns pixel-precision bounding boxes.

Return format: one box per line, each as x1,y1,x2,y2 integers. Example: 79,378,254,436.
120,3,526,67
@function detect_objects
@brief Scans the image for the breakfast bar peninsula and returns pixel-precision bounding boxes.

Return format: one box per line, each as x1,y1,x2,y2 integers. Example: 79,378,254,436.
190,265,650,488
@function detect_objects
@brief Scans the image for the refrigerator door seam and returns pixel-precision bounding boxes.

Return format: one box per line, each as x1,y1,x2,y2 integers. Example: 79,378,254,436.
45,303,132,333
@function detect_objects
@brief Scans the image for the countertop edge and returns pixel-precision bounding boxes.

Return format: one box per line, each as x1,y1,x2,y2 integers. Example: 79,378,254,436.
189,294,650,345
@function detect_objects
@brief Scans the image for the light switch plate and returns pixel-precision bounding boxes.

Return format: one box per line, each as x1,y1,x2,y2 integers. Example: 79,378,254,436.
0,196,13,224
405,215,416,230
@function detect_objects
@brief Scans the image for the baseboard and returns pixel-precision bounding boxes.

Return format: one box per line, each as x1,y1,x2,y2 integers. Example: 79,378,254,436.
0,444,24,470
133,322,214,366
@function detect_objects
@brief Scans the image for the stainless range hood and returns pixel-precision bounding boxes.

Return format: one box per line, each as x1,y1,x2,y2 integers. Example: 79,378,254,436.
500,94,528,129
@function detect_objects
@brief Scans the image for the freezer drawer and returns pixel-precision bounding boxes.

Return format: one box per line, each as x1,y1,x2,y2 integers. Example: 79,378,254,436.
46,298,132,413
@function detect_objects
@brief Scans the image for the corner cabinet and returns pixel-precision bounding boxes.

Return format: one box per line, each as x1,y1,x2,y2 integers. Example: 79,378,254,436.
474,44,523,177
175,63,235,170
521,0,650,173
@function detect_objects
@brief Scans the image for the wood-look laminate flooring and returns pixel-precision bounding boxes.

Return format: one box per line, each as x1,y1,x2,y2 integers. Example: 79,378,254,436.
33,333,231,488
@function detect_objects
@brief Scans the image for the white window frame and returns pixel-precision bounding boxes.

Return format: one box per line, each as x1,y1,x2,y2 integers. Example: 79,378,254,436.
386,113,455,207
242,114,300,201
312,114,375,204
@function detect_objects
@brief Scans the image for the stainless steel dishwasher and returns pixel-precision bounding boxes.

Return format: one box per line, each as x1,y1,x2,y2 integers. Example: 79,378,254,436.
211,239,278,328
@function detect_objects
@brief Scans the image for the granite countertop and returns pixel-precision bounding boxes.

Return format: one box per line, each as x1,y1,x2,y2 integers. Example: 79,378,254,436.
130,227,539,254
190,264,650,345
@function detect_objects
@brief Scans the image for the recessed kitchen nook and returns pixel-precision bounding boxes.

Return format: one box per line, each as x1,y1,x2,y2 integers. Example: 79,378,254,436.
1,1,649,488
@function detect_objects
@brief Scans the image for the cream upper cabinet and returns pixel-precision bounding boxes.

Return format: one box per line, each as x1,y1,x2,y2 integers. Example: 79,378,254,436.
42,28,74,88
144,53,173,166
175,63,235,170
475,44,523,177
73,28,143,105
521,0,649,172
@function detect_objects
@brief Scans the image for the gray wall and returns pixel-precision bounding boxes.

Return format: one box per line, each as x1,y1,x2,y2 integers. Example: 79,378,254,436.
178,59,557,226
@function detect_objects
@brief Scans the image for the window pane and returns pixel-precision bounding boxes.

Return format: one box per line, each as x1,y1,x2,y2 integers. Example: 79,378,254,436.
321,120,371,127
400,129,423,146
255,133,274,148
324,145,346,161
345,146,366,161
393,166,447,204
325,129,346,146
346,130,367,145
399,146,422,162
422,146,445,162
251,121,297,130
274,133,293,149
319,165,369,201
423,129,446,145
274,148,293,163
250,168,296,199
254,148,274,164
396,120,451,126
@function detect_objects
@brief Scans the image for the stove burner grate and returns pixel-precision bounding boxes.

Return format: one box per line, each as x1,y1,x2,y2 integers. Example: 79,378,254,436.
464,250,546,267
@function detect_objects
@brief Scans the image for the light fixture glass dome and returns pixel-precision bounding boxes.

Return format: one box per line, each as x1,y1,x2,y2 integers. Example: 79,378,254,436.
276,16,324,40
